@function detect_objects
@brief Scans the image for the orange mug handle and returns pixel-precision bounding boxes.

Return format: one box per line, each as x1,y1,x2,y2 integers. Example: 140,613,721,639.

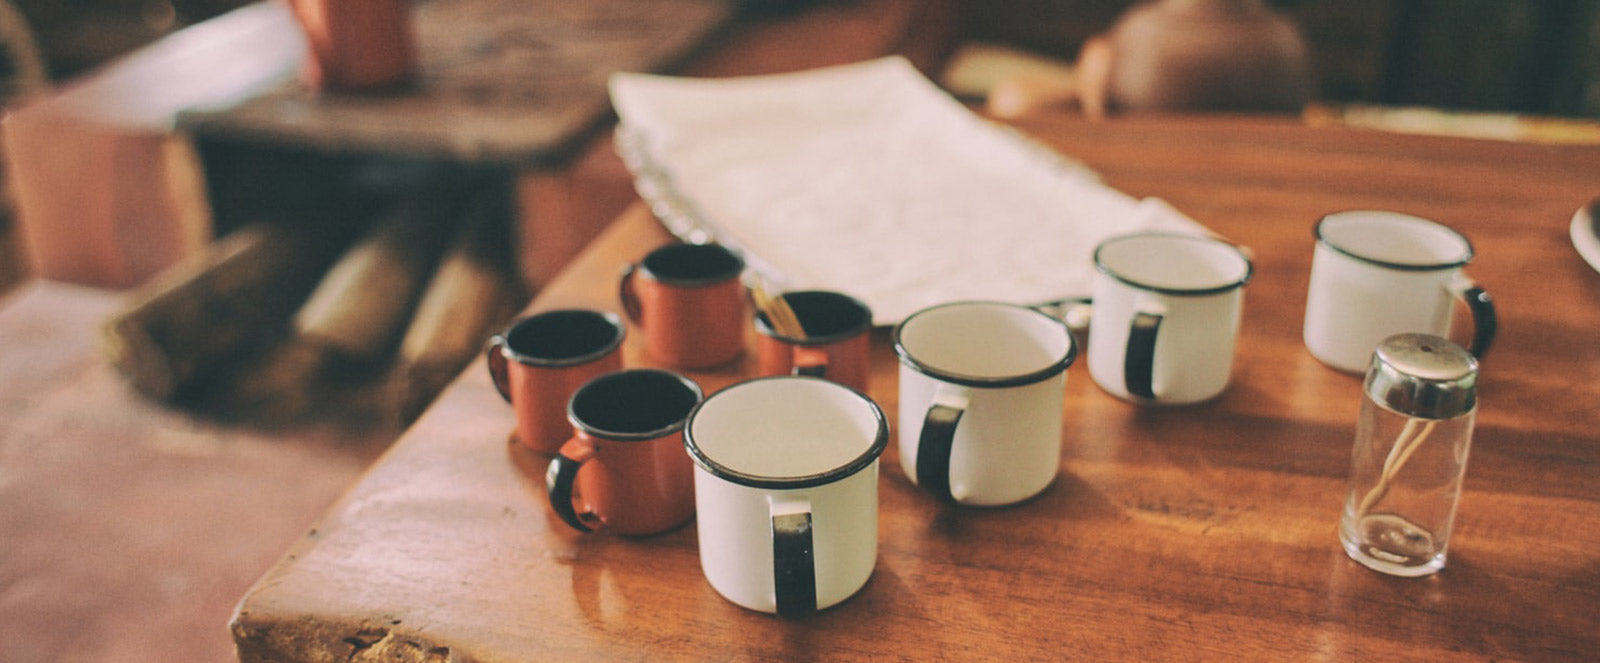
545,438,600,532
618,263,644,325
792,346,829,379
485,334,513,403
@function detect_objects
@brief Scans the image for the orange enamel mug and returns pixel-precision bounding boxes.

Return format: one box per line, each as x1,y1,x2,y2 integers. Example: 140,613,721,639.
487,310,625,455
619,243,747,369
288,0,416,90
754,290,873,394
545,369,703,536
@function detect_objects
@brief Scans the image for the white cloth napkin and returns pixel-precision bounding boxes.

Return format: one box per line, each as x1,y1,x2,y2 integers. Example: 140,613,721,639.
610,56,1210,325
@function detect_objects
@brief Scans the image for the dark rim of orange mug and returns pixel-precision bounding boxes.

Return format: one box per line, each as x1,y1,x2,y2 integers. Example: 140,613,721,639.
501,309,625,368
567,369,704,442
754,290,873,345
639,243,746,288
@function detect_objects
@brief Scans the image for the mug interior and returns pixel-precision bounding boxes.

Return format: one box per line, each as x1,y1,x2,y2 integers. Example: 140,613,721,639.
570,369,702,439
1094,233,1251,294
506,309,623,365
757,290,872,342
894,302,1073,383
686,377,884,484
1317,211,1473,268
643,243,745,284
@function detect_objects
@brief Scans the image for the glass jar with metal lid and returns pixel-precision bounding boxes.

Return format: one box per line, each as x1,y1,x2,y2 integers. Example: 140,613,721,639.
1339,333,1479,577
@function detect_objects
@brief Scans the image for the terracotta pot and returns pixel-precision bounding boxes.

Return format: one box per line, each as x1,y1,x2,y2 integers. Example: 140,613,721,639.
289,0,417,91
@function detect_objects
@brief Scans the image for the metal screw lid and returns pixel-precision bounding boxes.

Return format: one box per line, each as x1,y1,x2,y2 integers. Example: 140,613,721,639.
1364,333,1478,420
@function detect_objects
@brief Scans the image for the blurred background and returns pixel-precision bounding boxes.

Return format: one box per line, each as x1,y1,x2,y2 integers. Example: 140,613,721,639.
963,0,1600,117
3,0,1596,294
6,0,1598,115
0,0,1595,354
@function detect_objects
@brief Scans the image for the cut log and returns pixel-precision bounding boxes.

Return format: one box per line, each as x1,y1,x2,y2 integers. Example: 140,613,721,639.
226,186,460,424
101,213,366,402
385,187,525,424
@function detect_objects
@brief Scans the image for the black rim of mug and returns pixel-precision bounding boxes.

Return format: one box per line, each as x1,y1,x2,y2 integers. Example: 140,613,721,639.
891,300,1077,389
640,242,746,288
683,376,888,490
567,369,704,442
1092,231,1254,297
754,290,874,345
1314,211,1474,272
499,309,626,368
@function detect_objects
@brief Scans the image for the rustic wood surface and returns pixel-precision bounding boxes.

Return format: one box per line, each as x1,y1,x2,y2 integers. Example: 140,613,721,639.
230,114,1600,661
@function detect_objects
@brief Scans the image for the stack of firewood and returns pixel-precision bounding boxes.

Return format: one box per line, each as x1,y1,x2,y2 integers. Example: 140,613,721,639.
101,175,525,430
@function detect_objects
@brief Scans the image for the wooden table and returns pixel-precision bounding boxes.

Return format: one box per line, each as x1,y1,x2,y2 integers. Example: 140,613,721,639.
230,113,1600,661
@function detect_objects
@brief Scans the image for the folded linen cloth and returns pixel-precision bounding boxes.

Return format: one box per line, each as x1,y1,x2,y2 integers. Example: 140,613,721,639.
610,56,1209,325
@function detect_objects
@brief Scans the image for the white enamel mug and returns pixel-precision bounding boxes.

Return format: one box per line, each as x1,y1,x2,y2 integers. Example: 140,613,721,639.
893,301,1076,506
684,376,887,618
1087,232,1253,404
1303,211,1496,373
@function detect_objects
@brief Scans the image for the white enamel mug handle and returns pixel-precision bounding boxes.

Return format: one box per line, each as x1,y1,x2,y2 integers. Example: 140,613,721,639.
1448,273,1497,358
1124,302,1167,400
915,384,971,503
770,495,815,618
